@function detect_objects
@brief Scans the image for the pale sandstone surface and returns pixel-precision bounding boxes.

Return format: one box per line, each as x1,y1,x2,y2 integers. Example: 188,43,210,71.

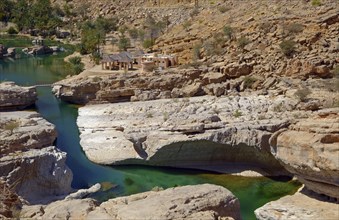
22,184,241,220
0,82,37,110
0,146,73,204
0,111,57,155
77,94,305,174
255,189,339,220
0,111,73,205
272,108,339,199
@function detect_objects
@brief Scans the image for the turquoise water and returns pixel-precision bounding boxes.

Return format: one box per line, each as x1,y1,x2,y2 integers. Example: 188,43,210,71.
0,54,300,220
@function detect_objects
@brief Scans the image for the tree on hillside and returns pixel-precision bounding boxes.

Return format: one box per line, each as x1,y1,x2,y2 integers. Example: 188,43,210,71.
31,0,62,34
79,16,117,55
144,14,165,42
12,0,33,31
118,35,131,51
80,21,105,55
0,0,14,23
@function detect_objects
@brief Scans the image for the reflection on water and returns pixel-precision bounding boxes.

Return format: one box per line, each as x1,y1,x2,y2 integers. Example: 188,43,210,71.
0,55,301,220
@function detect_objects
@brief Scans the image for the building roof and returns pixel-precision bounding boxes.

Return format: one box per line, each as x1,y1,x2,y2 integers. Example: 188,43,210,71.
102,52,133,63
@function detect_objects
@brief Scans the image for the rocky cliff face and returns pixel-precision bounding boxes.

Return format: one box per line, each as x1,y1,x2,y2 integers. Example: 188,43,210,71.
0,111,57,155
272,108,339,199
21,184,241,220
0,110,73,205
0,82,37,110
255,188,339,220
77,93,339,200
76,94,308,175
0,146,73,204
53,69,205,104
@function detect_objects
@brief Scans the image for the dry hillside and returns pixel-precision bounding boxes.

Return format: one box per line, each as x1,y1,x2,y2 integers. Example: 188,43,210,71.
53,0,338,79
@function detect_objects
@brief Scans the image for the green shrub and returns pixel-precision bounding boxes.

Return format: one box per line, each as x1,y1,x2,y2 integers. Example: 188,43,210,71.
333,65,339,77
259,22,272,34
223,25,234,40
190,8,199,17
243,76,257,89
192,43,202,61
118,36,131,51
311,0,321,6
7,27,18,35
3,120,20,132
284,23,304,35
143,39,154,49
68,56,82,65
163,112,169,122
92,76,101,82
218,6,230,13
66,56,84,75
182,21,192,31
237,36,250,49
294,87,311,102
280,40,296,57
233,109,242,118
128,28,139,40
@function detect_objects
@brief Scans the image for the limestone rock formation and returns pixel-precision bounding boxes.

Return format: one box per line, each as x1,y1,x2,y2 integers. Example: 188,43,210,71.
0,146,73,204
77,94,306,175
0,111,57,155
22,184,241,220
272,108,339,199
52,69,204,104
90,184,241,220
0,111,72,204
0,82,37,110
20,198,98,219
255,189,339,220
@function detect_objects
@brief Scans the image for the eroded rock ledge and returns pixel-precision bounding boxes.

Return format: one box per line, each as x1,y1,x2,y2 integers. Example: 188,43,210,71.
77,94,305,175
272,108,339,199
21,184,241,220
0,111,72,206
255,188,339,220
0,82,37,110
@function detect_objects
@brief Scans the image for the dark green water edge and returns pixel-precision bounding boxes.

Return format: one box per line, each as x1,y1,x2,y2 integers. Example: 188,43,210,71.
0,53,301,220
0,34,75,50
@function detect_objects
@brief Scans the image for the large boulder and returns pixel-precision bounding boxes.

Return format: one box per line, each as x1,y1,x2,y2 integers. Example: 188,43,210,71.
0,111,57,155
21,184,241,219
0,82,37,110
52,69,205,104
0,146,73,204
255,189,339,220
90,184,241,220
77,95,305,175
271,108,339,199
0,111,72,204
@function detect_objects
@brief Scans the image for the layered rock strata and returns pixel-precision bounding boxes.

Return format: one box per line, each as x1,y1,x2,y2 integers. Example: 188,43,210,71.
21,184,241,220
255,188,339,220
272,108,339,199
0,111,57,155
0,146,73,204
77,94,305,175
0,111,72,205
0,82,37,110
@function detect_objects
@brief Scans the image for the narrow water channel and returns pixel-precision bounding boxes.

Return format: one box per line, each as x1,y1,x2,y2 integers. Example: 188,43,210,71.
0,54,300,219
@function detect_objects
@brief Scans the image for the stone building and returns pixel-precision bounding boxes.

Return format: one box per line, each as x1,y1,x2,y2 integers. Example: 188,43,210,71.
101,52,133,71
101,51,178,73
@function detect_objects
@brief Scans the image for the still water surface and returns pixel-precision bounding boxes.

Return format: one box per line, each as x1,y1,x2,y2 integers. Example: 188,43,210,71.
0,53,300,219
